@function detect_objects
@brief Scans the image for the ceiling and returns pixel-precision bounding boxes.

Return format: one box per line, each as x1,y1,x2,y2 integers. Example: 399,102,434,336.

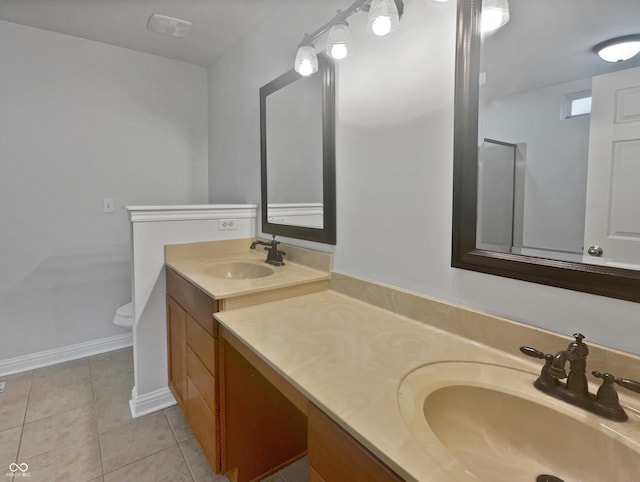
483,0,640,99
2,0,638,96
0,0,285,66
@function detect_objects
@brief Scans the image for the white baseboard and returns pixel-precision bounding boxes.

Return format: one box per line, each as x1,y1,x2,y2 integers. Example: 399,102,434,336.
0,333,133,377
129,386,176,418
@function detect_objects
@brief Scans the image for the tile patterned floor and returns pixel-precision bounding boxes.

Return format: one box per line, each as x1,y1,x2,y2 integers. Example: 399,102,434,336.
0,348,307,482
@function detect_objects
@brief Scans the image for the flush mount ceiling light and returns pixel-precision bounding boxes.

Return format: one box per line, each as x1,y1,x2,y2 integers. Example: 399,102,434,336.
293,0,404,76
481,0,510,36
593,35,640,63
147,14,192,38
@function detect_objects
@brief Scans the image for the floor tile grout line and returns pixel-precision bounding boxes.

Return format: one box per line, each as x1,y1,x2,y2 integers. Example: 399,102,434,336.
89,354,107,479
101,442,187,480
13,369,34,466
165,409,197,481
175,435,198,482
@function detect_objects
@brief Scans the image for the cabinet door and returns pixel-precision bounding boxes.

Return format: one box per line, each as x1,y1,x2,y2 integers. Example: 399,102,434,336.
221,340,307,482
308,403,403,482
167,296,187,407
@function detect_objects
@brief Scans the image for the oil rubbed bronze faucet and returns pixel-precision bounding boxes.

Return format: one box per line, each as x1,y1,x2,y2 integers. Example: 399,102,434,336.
250,235,286,266
520,333,640,422
548,333,589,397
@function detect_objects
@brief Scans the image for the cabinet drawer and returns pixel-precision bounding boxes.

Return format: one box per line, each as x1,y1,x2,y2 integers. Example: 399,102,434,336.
308,403,403,482
186,314,216,375
166,267,218,337
187,345,217,414
186,376,220,472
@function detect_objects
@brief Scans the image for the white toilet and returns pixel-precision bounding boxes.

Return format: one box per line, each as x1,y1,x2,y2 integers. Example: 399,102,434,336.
113,302,133,330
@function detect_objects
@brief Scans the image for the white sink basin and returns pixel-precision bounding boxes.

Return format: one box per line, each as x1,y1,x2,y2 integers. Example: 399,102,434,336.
204,261,273,280
398,362,640,482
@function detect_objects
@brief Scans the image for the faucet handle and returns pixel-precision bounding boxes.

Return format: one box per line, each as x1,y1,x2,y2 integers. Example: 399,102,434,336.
520,346,553,361
593,371,640,394
520,346,544,359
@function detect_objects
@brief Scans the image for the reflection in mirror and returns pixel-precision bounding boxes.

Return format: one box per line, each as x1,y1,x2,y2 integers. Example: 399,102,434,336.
260,55,336,244
266,72,323,229
452,0,640,302
479,0,640,267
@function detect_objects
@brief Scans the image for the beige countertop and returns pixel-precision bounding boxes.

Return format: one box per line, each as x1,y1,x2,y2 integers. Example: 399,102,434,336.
214,291,533,481
165,239,330,300
214,289,640,482
167,241,640,481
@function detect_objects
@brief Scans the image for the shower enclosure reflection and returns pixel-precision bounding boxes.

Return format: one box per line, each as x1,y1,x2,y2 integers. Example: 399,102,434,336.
477,139,519,254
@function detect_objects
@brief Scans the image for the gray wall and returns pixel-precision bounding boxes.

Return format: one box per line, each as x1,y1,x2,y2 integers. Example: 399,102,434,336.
207,1,639,354
484,77,591,254
0,20,208,361
207,1,345,205
266,76,323,204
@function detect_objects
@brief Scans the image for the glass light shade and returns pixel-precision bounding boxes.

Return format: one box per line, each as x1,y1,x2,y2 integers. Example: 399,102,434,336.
595,38,640,62
294,44,318,76
481,0,510,36
327,23,352,60
368,0,400,37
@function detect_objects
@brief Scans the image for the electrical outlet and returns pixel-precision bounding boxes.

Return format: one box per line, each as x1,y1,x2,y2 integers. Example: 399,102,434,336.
218,219,237,231
0,381,5,393
103,198,115,214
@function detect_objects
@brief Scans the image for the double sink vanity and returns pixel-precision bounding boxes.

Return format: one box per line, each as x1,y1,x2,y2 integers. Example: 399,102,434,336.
165,238,640,482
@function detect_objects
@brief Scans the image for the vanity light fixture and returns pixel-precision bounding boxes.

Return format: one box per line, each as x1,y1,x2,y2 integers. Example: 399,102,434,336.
294,42,319,76
293,0,404,76
368,0,400,37
481,0,510,36
327,22,353,60
593,35,640,63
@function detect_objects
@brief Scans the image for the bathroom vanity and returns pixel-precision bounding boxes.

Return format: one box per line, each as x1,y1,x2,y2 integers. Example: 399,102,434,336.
166,239,640,482
165,239,333,480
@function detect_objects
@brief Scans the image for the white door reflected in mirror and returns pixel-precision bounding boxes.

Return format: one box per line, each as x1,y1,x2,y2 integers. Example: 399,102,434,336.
583,66,640,268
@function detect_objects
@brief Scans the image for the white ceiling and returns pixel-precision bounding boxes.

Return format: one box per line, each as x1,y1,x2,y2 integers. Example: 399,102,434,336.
483,0,640,99
2,0,638,94
0,0,285,66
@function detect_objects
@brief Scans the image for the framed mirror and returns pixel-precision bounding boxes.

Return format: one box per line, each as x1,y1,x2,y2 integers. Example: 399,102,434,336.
452,0,640,302
260,55,336,244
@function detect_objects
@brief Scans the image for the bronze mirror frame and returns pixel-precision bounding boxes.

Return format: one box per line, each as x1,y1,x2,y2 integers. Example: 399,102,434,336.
259,55,337,245
451,0,640,303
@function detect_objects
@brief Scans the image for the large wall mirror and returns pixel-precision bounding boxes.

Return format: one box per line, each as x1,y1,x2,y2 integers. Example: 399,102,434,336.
452,0,640,302
260,55,336,244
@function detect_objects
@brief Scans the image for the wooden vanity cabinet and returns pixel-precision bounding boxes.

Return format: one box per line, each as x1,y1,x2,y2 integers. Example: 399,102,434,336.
168,266,402,481
220,340,307,482
308,403,403,482
166,267,220,472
